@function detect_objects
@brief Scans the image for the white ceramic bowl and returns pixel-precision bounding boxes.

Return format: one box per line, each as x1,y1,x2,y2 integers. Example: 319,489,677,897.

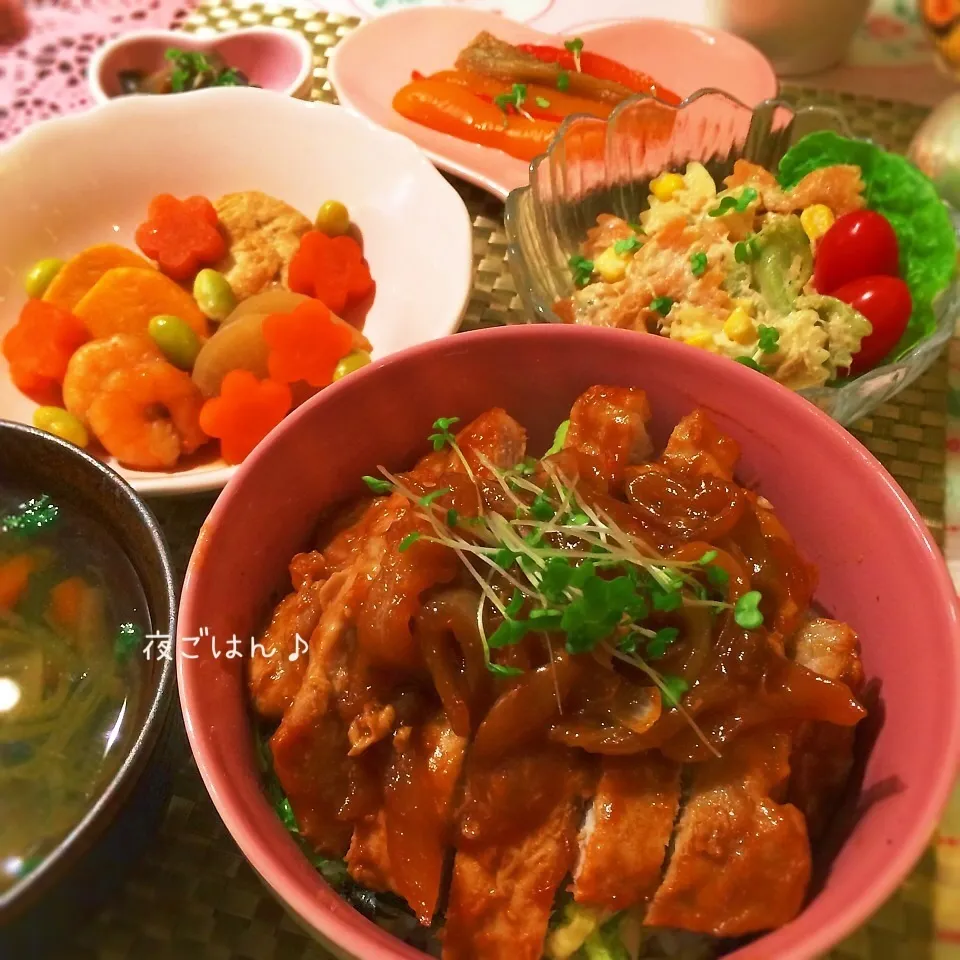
0,87,474,496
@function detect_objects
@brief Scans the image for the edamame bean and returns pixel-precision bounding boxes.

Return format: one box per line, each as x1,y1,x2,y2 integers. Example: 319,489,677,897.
193,269,236,321
333,350,371,381
148,314,202,370
33,407,89,448
315,200,350,237
24,258,64,299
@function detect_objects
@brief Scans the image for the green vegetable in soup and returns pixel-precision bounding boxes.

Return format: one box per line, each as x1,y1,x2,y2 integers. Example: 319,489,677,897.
777,131,957,358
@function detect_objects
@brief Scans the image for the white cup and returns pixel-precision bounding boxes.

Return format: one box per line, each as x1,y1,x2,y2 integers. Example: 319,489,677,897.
705,0,872,76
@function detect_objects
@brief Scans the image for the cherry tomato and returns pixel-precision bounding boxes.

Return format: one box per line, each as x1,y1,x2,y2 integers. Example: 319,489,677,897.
832,275,912,375
813,210,901,295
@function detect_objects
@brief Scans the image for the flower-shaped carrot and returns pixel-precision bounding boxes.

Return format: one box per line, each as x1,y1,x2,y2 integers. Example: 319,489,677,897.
198,370,292,465
2,299,89,402
287,230,374,314
134,194,226,281
261,298,354,387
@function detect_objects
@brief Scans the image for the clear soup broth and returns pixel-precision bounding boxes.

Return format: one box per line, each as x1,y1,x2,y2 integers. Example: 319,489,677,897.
0,487,150,892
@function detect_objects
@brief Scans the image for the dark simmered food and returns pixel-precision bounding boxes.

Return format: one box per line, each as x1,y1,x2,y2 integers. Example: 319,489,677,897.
249,385,867,959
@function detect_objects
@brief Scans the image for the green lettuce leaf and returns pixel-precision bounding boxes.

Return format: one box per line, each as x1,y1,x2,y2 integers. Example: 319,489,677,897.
777,131,957,359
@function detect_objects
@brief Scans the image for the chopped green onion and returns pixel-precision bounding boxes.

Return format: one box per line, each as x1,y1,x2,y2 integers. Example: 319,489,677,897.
1,494,59,536
757,324,780,354
114,622,144,663
535,96,551,108
568,254,594,287
614,235,641,255
689,252,708,277
650,296,673,316
708,187,758,217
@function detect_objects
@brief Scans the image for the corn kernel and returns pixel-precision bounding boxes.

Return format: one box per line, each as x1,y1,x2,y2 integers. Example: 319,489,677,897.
649,172,685,203
684,331,716,351
800,204,835,242
594,245,628,283
723,307,756,345
735,298,755,316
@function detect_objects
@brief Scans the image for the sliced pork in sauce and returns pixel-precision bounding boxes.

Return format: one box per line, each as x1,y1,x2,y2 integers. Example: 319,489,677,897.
645,730,810,936
443,747,591,960
252,387,869,959
573,753,682,911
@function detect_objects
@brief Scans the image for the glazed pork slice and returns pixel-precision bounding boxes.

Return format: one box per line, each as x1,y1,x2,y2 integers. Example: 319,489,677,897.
442,747,590,960
270,500,406,856
660,409,740,482
248,551,329,722
562,385,654,490
572,753,682,911
787,617,865,839
346,713,469,924
644,729,811,936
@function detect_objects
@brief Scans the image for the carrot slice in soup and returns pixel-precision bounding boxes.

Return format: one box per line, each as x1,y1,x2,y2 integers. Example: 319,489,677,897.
0,555,35,611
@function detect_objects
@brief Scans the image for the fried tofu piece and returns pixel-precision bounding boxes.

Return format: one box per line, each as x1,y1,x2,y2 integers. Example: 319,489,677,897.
214,191,312,300
573,753,681,911
787,617,865,839
442,748,589,960
645,729,810,937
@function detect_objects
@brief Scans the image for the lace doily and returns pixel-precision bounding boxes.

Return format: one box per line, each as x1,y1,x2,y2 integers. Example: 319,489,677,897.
0,0,192,142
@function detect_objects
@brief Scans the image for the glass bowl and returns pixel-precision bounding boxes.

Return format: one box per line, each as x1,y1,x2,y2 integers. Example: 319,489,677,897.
504,89,959,425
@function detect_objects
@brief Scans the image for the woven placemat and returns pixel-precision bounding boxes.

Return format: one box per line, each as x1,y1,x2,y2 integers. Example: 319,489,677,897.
58,4,947,959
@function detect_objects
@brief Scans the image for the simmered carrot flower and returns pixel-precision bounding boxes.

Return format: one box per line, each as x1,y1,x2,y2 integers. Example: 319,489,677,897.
287,230,374,314
2,299,89,403
262,299,354,387
198,370,292,465
134,194,226,281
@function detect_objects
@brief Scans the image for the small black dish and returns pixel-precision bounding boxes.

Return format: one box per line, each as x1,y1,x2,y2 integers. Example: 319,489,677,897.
0,421,177,957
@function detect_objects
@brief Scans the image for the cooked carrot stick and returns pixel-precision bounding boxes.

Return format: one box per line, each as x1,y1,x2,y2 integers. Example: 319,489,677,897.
49,576,86,629
0,554,35,611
